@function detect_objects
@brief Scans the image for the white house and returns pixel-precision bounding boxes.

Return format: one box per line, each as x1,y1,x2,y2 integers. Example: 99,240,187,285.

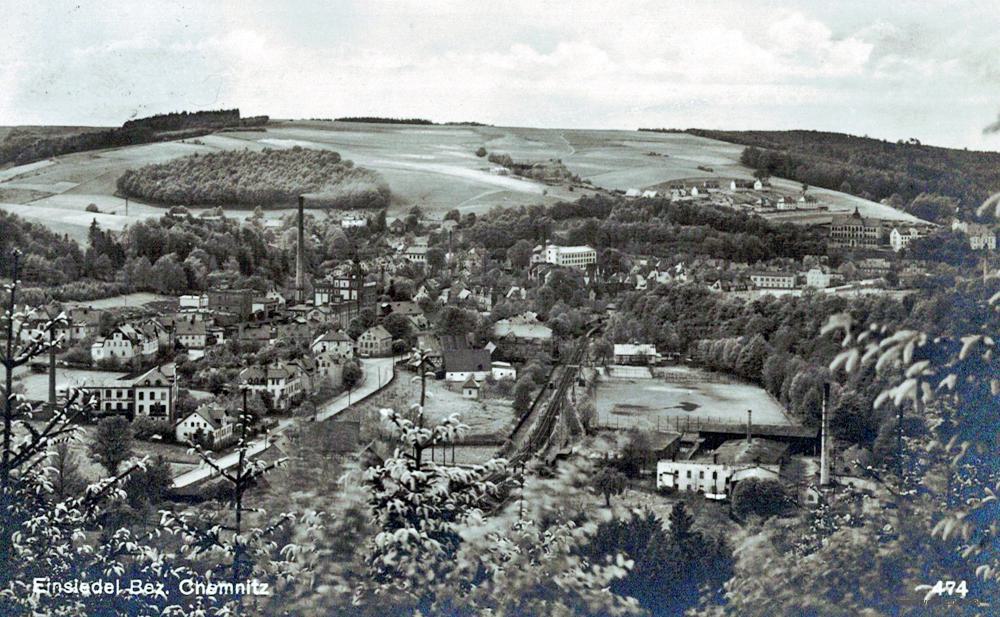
461,376,480,400
174,403,235,445
444,349,491,382
239,363,304,411
491,361,517,381
804,268,831,289
403,245,429,264
341,213,368,228
625,188,642,197
613,343,661,365
889,227,927,252
311,330,354,358
90,324,158,363
357,325,393,357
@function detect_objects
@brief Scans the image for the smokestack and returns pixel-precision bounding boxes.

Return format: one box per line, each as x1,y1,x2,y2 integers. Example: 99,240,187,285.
820,382,831,486
296,195,305,303
746,409,752,443
48,327,56,412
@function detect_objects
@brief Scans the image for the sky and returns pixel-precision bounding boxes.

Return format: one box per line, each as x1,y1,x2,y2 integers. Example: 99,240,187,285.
3,0,1000,150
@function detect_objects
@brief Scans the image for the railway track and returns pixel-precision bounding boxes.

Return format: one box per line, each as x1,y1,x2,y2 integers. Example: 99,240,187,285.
498,319,602,466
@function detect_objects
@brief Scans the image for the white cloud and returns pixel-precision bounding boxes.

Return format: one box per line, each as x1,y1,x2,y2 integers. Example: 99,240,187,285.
1,0,998,149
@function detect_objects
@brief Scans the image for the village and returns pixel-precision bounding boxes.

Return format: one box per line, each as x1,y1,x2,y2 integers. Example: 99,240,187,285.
7,168,996,523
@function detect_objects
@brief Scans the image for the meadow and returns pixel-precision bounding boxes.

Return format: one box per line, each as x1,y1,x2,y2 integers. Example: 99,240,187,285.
0,120,920,242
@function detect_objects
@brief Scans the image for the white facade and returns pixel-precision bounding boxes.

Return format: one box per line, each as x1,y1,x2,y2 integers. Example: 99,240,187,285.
889,227,927,252
491,361,517,381
804,268,831,289
656,460,781,500
750,272,797,289
543,244,597,269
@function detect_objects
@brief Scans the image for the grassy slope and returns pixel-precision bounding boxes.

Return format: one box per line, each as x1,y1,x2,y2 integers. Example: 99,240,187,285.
0,121,924,242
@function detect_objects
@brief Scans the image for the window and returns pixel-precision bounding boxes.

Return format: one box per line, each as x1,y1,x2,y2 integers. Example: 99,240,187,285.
686,470,691,479
699,470,704,479
138,392,144,401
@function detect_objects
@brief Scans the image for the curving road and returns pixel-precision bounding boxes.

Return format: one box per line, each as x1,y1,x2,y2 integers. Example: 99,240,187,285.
171,357,395,489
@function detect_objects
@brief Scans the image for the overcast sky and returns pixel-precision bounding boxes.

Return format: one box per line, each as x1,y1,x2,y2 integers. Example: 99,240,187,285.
3,0,999,150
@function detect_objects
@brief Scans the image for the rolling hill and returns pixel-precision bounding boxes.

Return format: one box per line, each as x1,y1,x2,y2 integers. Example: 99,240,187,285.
0,120,926,242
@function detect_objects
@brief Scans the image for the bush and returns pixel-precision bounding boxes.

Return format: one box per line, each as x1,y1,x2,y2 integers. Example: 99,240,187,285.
85,203,99,213
131,416,174,441
731,478,790,519
475,146,487,158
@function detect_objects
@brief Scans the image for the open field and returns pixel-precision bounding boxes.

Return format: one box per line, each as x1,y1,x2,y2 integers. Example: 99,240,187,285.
595,365,792,432
0,121,922,242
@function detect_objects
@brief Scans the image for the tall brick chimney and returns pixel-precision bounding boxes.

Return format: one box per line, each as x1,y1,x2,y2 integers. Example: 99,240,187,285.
296,195,305,304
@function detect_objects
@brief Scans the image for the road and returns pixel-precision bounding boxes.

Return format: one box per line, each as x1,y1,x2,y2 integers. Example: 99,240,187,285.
171,356,395,489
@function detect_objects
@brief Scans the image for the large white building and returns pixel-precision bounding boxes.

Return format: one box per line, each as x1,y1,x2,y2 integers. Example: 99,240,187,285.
889,227,928,252
749,271,797,289
804,268,831,289
655,438,787,500
77,365,177,421
542,244,597,269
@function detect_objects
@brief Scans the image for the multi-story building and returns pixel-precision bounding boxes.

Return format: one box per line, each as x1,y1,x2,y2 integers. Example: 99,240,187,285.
314,272,377,305
829,208,883,249
804,268,832,289
357,325,393,357
90,324,159,363
656,438,787,500
311,330,354,358
541,244,597,269
78,365,177,421
749,271,797,289
889,227,928,252
966,224,997,250
239,363,305,411
207,289,255,322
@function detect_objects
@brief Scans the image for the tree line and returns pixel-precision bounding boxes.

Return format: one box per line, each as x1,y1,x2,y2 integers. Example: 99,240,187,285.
0,108,254,167
685,129,1000,220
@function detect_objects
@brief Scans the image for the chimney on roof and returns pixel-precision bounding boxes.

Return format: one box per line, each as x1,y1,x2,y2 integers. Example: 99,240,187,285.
296,195,306,304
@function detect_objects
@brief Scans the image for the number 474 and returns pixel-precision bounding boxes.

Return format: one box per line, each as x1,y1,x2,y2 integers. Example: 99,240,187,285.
916,580,968,603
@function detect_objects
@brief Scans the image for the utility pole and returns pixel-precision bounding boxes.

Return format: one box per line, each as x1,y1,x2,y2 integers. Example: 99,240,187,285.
2,251,20,490
820,382,830,487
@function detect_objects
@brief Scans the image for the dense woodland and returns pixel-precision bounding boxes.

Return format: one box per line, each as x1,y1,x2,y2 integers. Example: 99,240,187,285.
463,194,825,263
0,109,261,168
117,146,390,209
676,129,1000,220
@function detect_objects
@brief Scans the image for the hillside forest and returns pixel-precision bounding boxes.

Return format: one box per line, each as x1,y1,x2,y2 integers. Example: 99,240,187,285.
116,146,390,209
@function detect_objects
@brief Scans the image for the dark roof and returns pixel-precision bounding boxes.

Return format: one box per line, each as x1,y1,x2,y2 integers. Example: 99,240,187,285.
444,348,491,373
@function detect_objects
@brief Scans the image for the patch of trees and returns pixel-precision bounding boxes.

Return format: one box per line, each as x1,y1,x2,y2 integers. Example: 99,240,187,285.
686,129,1000,219
462,194,823,263
0,109,250,167
121,109,240,131
117,146,390,209
335,116,434,125
487,152,581,183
